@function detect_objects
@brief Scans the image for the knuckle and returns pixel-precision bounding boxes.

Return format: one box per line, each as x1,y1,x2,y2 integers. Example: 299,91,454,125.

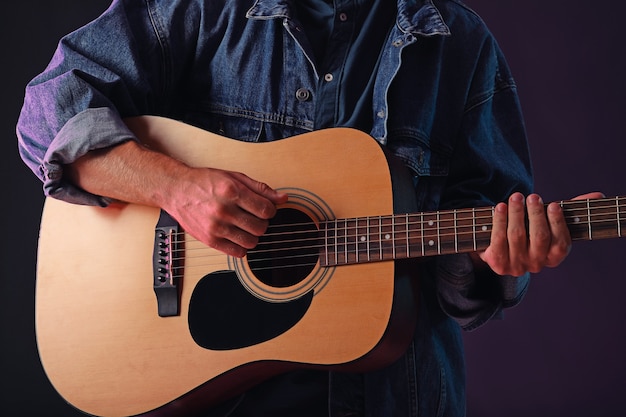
552,239,571,258
256,181,272,194
508,226,526,241
258,204,276,220
490,229,507,245
244,235,260,249
216,178,241,200
204,235,221,250
532,229,551,246
208,221,229,239
254,219,270,236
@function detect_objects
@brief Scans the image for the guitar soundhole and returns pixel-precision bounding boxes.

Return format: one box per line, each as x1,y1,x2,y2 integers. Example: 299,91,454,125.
247,208,319,288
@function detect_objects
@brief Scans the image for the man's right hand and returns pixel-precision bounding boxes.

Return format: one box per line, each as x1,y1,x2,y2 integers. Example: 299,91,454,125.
163,168,288,257
66,140,287,258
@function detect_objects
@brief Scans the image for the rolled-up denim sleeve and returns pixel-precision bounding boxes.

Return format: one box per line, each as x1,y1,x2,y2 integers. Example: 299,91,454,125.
436,254,530,331
19,107,138,206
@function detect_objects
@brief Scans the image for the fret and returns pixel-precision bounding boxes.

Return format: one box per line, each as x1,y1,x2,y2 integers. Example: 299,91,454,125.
380,216,394,260
377,216,383,261
354,218,359,263
345,218,352,264
334,219,340,265
320,221,334,266
472,207,492,252
391,215,396,259
322,219,329,265
354,217,363,263
587,199,592,240
454,210,458,253
618,196,622,238
390,213,409,260
405,213,428,257
472,207,477,251
405,213,411,258
456,208,481,253
436,211,441,255
362,216,382,262
563,200,592,240
420,212,425,257
365,217,372,262
343,220,352,263
438,211,456,255
422,212,439,257
375,216,381,261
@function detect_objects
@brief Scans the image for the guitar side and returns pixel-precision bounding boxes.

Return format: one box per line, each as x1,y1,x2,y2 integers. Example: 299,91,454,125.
35,117,417,417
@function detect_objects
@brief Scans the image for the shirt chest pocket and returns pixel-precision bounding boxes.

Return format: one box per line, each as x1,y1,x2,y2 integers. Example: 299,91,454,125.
386,130,450,175
385,130,451,211
183,111,264,142
183,109,312,143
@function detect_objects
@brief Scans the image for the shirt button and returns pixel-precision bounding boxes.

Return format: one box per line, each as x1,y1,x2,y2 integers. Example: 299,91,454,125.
295,88,311,102
324,73,334,82
339,13,348,22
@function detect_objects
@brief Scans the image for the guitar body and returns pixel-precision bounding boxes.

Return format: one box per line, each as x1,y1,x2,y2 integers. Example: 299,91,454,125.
36,117,419,417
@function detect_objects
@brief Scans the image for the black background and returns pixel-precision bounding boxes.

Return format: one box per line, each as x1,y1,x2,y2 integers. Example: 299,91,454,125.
2,1,625,416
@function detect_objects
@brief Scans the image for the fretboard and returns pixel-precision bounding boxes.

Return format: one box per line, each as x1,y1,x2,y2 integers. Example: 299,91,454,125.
319,196,626,267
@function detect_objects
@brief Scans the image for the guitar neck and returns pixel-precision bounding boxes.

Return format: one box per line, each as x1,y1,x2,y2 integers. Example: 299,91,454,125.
320,196,626,266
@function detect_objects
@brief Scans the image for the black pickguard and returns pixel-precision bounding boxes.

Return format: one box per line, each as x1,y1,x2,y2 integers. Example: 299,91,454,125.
188,270,313,350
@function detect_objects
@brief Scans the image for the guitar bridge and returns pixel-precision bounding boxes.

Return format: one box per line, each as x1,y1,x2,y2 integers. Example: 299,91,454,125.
152,210,181,317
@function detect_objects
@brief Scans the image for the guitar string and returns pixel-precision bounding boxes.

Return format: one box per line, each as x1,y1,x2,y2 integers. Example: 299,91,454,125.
174,196,626,247
158,204,626,274
173,199,625,258
168,201,625,258
168,213,625,277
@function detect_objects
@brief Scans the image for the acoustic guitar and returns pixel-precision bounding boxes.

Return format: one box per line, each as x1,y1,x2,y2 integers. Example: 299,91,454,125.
35,116,625,417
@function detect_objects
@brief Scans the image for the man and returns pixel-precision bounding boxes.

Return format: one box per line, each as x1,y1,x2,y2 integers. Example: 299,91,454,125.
17,0,600,416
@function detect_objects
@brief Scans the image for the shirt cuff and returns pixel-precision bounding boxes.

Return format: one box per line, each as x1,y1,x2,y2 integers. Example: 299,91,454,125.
435,253,530,331
41,107,138,206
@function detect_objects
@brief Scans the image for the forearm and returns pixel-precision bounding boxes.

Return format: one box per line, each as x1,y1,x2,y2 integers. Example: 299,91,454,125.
64,139,191,211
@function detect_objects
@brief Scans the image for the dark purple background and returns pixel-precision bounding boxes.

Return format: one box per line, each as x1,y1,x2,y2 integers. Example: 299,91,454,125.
2,1,625,416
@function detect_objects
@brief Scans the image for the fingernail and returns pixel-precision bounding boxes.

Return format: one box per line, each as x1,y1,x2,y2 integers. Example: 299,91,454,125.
527,194,543,205
547,202,562,213
510,193,524,203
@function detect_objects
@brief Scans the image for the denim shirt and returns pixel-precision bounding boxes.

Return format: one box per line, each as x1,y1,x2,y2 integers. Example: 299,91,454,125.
17,0,532,415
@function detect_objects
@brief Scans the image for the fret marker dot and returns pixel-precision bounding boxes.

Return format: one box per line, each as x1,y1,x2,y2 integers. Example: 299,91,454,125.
428,240,435,246
482,225,488,232
574,217,581,223
360,236,366,242
385,234,391,240
428,220,434,226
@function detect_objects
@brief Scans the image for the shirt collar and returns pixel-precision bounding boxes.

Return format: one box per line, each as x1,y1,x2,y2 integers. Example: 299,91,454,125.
247,0,451,36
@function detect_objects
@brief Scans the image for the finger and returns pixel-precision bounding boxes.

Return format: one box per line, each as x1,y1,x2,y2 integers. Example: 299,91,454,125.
212,204,270,244
572,192,605,201
209,236,251,258
544,202,572,267
526,194,550,272
482,201,510,274
505,192,529,274
203,213,266,253
231,172,288,218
